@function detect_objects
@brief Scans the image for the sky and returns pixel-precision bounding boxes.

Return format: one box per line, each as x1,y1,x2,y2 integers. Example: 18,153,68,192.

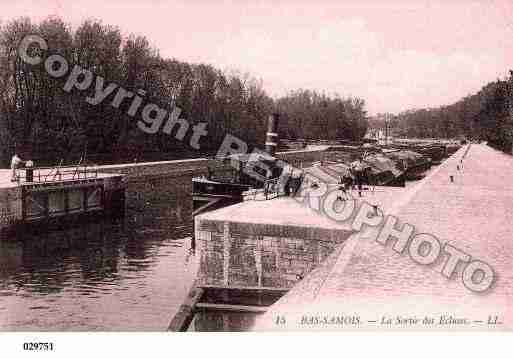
1,0,512,115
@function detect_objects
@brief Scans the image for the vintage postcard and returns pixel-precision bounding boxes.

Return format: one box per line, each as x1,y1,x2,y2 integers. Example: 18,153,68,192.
0,0,512,350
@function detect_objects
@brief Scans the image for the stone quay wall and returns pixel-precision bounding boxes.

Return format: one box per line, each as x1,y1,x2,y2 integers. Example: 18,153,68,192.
195,218,353,290
92,149,325,210
0,187,22,232
1,149,326,230
93,158,209,211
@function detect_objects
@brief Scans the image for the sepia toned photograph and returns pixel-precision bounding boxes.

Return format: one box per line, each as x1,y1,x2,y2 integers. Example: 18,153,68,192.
0,0,512,340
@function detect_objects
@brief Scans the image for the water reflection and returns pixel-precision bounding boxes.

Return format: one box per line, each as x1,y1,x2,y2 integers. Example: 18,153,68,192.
192,311,262,332
0,195,199,331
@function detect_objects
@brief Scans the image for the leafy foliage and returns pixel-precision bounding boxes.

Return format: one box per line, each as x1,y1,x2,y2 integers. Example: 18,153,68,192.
392,74,513,152
0,17,368,166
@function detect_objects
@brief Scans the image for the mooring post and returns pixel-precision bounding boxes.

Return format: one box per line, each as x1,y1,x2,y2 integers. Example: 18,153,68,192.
21,187,27,222
44,193,50,219
64,189,69,215
83,187,88,213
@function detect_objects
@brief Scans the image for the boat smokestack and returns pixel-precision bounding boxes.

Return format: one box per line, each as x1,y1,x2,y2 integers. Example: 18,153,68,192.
265,113,280,157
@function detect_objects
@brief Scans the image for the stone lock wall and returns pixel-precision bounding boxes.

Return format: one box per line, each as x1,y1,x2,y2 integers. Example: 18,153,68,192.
94,158,209,211
196,218,352,289
0,187,22,231
0,149,329,232
92,149,326,211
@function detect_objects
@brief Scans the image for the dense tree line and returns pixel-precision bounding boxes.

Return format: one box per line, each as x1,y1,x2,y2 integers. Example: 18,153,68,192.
0,17,368,166
391,73,513,152
276,90,367,142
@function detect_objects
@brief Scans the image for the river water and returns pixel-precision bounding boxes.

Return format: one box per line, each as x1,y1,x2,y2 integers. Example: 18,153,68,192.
0,198,199,331
0,158,444,331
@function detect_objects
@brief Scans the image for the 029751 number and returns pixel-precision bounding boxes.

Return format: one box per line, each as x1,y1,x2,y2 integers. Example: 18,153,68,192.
23,342,54,351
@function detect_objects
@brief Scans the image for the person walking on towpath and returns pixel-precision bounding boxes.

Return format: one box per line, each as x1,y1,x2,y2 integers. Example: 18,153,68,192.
337,178,348,201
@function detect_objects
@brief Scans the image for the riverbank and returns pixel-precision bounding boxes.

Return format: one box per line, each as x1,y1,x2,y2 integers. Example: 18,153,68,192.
253,144,513,331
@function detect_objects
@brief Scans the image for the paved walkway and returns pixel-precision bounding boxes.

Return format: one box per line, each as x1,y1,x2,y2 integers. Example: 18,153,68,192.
254,144,513,331
0,167,118,189
0,170,18,189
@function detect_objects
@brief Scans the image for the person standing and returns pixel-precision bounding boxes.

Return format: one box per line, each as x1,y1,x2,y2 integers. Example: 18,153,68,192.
337,176,347,201
10,153,23,182
339,182,348,201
